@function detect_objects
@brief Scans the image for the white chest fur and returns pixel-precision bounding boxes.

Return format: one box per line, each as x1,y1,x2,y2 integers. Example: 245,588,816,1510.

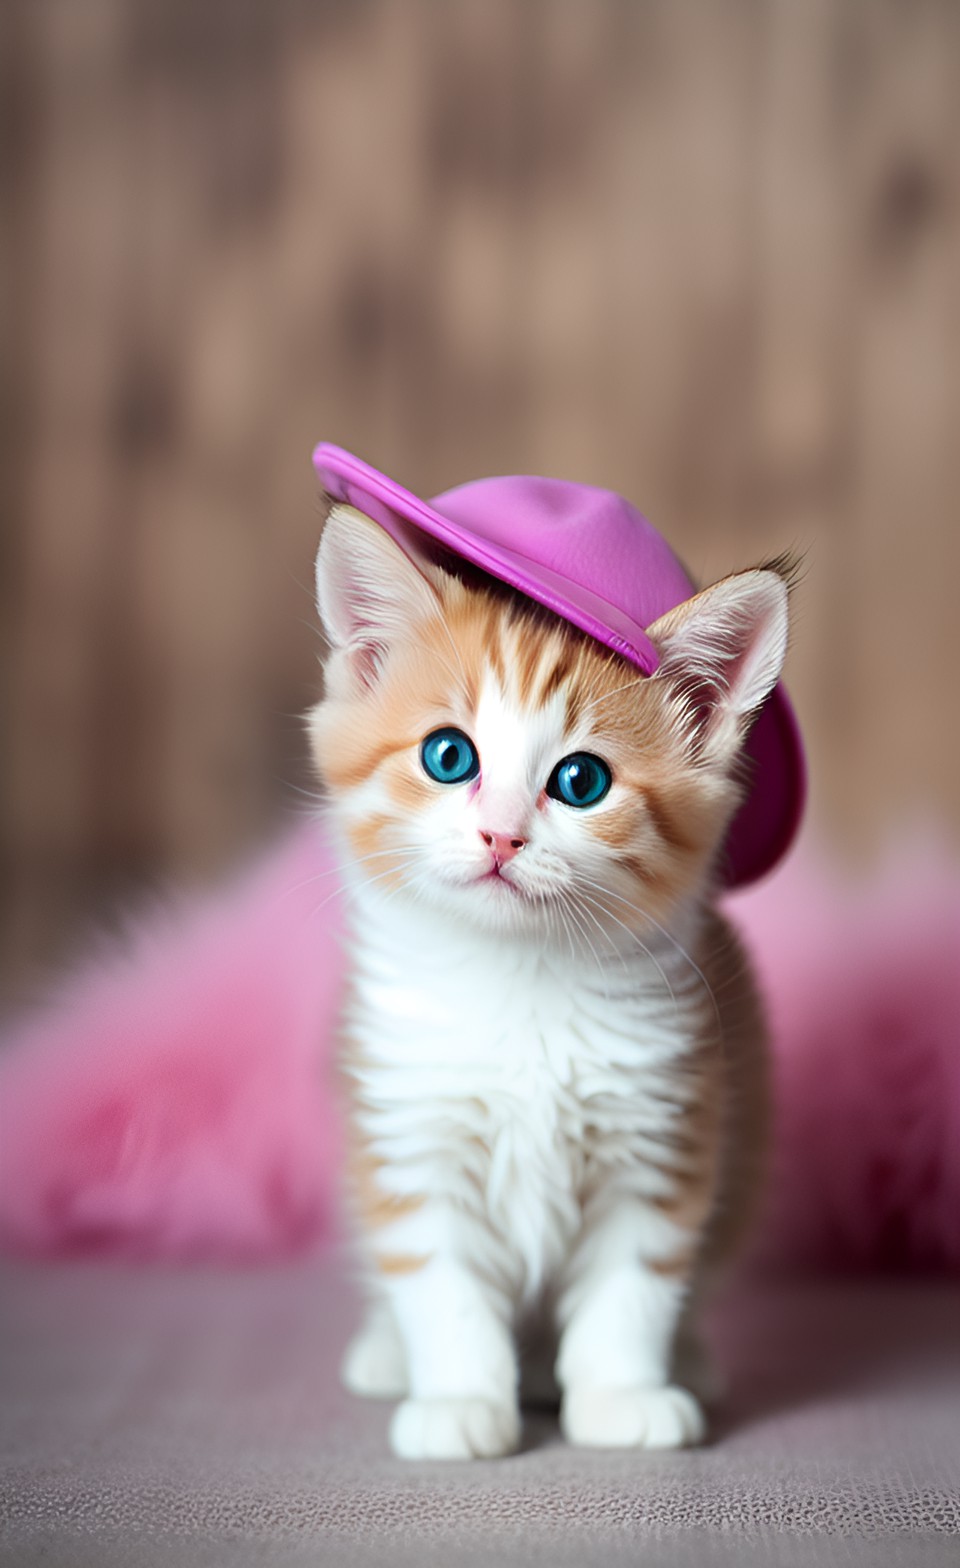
343,882,705,1303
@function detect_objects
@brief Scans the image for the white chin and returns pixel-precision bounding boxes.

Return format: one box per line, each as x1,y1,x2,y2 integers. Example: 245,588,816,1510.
431,875,548,935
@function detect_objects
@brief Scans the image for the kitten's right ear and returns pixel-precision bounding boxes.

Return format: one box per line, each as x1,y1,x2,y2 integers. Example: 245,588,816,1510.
646,566,791,764
315,504,439,690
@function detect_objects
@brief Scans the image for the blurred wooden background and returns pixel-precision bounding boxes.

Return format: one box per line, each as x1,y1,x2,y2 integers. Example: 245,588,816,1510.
2,0,959,1002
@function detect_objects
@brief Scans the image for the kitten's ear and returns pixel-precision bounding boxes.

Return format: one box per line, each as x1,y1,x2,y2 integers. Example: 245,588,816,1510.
315,504,439,690
646,567,790,761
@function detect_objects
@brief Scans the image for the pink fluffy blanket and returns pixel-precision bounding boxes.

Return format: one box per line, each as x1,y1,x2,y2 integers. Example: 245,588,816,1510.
1,823,958,1272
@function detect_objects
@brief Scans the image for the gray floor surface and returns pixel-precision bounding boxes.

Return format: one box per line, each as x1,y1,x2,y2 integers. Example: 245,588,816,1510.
2,1256,958,1566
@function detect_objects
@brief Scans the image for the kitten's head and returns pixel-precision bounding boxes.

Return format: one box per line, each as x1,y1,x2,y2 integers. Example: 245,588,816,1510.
308,504,791,946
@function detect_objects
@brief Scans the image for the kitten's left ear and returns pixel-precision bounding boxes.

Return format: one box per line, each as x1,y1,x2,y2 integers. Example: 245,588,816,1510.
646,567,790,761
315,504,440,691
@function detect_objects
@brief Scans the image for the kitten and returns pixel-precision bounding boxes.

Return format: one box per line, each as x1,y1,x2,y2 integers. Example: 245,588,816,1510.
308,502,789,1460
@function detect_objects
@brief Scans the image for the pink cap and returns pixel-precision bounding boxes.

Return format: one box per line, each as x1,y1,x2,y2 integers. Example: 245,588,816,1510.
313,442,805,888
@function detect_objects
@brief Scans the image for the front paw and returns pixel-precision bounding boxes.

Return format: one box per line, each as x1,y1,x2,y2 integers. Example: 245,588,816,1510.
561,1385,706,1450
389,1397,521,1460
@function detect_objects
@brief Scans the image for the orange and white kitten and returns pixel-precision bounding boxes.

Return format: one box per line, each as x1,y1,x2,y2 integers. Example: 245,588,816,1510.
309,503,789,1461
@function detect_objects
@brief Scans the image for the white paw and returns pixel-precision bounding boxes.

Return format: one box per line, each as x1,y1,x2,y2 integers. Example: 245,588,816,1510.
389,1397,521,1460
561,1385,706,1450
341,1311,408,1399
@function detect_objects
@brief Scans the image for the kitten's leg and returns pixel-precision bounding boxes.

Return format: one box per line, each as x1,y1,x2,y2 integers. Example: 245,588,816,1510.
341,1296,408,1399
555,1200,706,1450
383,1257,521,1460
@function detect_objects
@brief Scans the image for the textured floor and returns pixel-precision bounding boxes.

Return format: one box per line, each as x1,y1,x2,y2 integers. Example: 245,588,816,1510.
1,1256,959,1566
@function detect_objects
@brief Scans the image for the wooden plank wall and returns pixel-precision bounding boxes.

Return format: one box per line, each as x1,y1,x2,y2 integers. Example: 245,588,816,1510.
2,0,959,998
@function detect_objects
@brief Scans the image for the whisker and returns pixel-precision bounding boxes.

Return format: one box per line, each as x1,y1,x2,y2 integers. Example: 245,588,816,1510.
563,895,606,978
567,889,626,971
575,874,721,1034
563,893,615,1002
308,855,422,925
276,842,425,907
549,888,579,967
574,885,677,1010
279,779,328,804
581,672,648,716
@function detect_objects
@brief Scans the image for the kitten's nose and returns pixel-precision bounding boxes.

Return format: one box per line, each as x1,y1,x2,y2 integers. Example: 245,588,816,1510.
480,830,527,866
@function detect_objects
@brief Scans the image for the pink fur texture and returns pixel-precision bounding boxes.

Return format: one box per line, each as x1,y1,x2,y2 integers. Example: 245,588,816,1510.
728,835,960,1274
1,823,958,1271
0,825,345,1259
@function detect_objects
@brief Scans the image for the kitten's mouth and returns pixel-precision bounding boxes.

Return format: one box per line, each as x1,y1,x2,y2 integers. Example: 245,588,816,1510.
475,869,533,903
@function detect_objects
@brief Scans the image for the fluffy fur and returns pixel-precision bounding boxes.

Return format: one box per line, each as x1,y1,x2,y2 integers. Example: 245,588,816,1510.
729,836,960,1275
307,505,790,1458
0,829,344,1258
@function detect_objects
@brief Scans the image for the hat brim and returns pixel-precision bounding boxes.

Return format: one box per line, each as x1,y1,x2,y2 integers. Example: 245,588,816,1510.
314,444,664,673
312,442,805,889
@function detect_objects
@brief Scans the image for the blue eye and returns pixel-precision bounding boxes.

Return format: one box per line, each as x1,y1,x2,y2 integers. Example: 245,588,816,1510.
546,752,612,808
420,727,480,785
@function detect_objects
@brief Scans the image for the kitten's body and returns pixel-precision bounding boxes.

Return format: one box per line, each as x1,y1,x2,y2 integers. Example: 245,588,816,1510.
310,504,788,1458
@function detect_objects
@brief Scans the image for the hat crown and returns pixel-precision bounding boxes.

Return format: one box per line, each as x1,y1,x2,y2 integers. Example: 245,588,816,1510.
431,475,695,636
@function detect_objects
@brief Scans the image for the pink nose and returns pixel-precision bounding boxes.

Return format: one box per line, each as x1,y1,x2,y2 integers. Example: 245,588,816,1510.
480,830,527,866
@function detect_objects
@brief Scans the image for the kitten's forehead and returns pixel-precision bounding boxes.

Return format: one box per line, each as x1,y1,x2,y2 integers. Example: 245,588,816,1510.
474,616,589,740
453,596,592,720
